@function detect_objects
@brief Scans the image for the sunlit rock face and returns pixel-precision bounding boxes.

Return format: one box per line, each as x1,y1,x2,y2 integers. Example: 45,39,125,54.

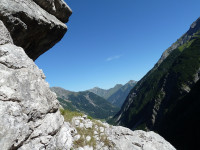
0,0,72,60
0,0,73,149
0,21,75,150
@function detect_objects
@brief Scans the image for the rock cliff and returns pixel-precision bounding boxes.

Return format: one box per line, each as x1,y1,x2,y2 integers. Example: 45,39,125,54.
0,0,175,149
0,0,73,149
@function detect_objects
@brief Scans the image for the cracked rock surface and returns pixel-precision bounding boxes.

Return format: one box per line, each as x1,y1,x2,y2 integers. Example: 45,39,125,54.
0,3,74,149
0,42,75,150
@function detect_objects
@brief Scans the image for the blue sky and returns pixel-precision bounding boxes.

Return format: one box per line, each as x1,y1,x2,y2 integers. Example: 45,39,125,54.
36,0,200,92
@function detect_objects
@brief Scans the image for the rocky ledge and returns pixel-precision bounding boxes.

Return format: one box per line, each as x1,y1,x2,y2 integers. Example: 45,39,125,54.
61,113,175,150
0,0,175,149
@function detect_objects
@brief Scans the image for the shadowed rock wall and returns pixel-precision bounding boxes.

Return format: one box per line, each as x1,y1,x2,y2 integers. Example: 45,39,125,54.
0,0,72,60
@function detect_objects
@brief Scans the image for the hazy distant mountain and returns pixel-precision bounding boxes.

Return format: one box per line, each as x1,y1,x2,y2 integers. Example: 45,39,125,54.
113,17,200,150
51,87,119,120
89,84,123,99
89,80,137,108
107,80,137,107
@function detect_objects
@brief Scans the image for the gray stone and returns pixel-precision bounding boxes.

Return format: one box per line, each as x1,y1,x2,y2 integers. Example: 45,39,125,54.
105,126,176,150
86,136,91,142
0,20,13,45
0,0,71,60
100,127,105,133
74,134,81,141
84,120,93,129
0,43,73,150
83,115,88,119
33,0,72,23
80,122,84,128
83,145,93,150
75,119,80,126
94,131,98,135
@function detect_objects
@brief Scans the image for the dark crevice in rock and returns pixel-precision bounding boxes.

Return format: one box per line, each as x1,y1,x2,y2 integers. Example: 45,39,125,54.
0,61,26,69
0,98,21,103
9,130,33,150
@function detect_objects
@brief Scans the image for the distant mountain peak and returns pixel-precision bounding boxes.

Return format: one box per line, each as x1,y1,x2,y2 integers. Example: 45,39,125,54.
127,80,137,84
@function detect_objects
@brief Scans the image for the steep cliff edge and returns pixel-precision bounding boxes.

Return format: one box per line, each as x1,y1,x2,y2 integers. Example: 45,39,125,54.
0,1,175,149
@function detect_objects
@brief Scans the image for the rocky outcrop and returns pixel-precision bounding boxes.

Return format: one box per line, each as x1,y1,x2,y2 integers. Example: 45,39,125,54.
0,0,71,60
0,21,75,149
0,0,73,149
66,114,176,150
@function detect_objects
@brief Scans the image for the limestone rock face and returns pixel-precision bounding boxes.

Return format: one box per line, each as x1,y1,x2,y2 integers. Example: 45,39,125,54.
106,126,175,150
0,20,13,45
0,0,74,149
0,42,75,150
0,0,71,60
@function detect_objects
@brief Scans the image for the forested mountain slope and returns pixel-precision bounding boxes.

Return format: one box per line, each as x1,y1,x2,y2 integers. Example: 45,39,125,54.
51,87,119,120
114,17,200,149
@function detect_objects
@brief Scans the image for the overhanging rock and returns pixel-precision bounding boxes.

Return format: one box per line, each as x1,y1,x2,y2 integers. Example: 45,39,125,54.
0,0,72,60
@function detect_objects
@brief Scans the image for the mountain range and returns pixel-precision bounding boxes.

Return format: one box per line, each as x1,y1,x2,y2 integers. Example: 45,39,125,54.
113,17,200,150
89,84,123,100
50,87,120,120
89,80,137,107
51,80,136,120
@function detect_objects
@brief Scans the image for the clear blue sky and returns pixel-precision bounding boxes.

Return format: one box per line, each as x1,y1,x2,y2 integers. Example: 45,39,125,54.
35,0,200,92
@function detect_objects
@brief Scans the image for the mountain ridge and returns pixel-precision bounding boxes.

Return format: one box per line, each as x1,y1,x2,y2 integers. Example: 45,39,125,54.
51,87,120,120
113,17,200,150
107,80,137,107
89,84,123,100
89,80,137,107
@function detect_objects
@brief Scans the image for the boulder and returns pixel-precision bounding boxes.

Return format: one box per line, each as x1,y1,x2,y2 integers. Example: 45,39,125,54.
0,0,71,60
